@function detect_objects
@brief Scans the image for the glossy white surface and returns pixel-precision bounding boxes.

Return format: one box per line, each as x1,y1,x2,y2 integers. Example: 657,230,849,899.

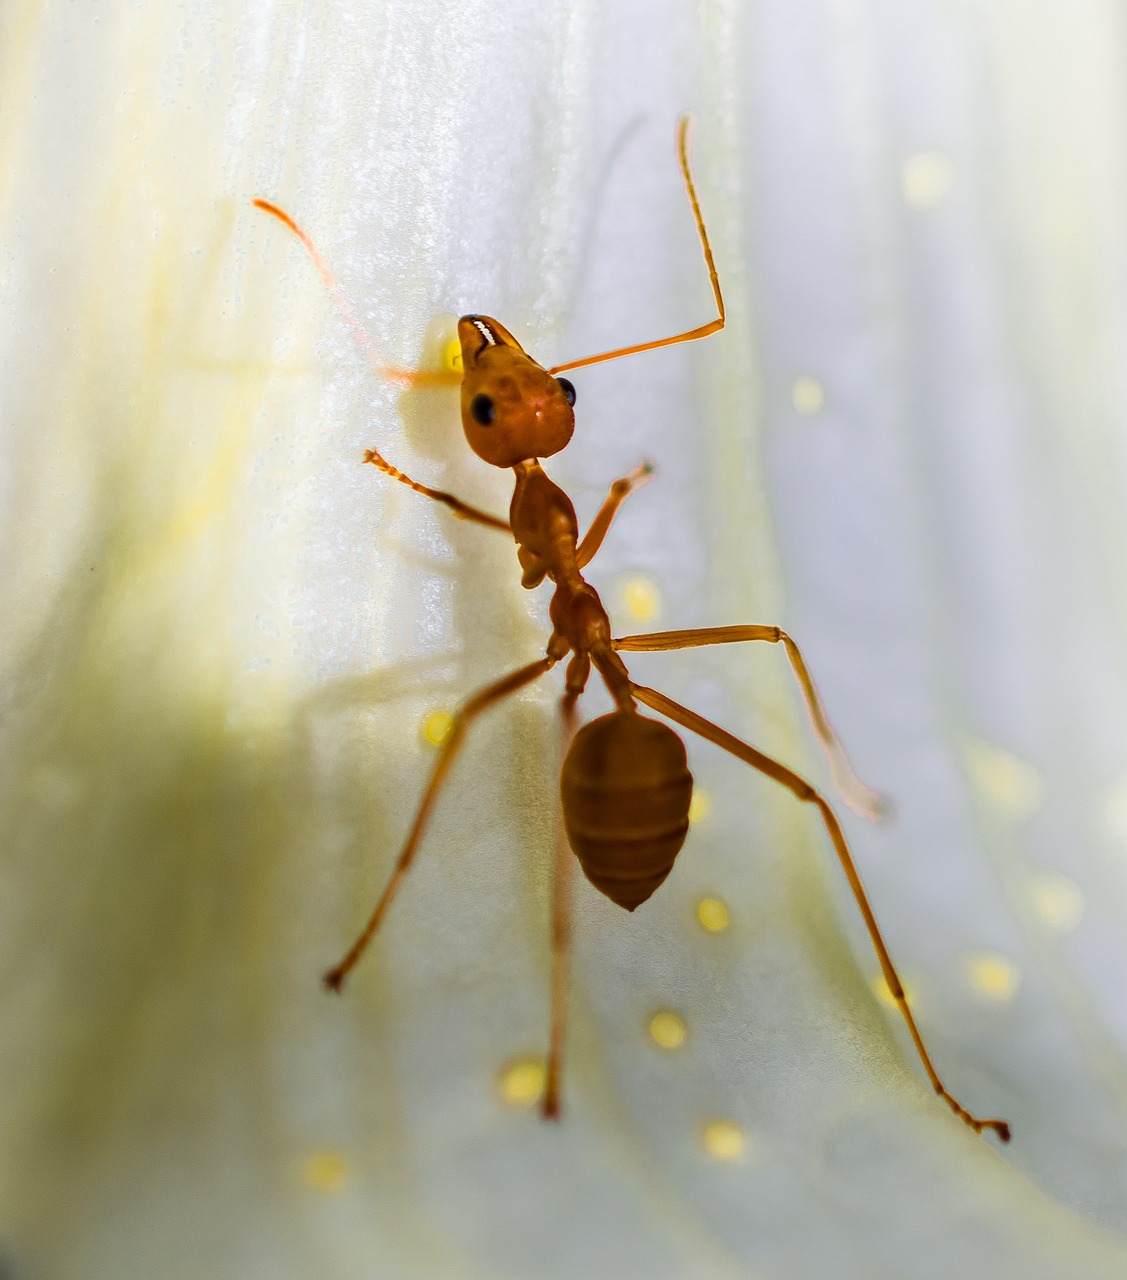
3,2,1127,1276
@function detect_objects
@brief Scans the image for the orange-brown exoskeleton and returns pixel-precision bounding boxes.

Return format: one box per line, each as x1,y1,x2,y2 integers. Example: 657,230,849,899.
253,119,1010,1142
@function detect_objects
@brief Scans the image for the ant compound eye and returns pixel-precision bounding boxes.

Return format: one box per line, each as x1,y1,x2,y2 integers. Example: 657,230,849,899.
557,377,577,407
470,394,495,426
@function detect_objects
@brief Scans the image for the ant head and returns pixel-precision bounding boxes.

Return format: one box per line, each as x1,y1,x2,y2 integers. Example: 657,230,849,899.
457,316,576,468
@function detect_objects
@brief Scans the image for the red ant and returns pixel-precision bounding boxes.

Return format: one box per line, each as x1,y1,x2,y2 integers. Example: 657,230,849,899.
254,119,1010,1142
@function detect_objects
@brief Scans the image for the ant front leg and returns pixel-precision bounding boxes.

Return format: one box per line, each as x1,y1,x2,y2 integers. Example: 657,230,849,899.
323,656,555,992
576,462,655,568
615,625,887,820
363,448,511,533
629,681,1011,1144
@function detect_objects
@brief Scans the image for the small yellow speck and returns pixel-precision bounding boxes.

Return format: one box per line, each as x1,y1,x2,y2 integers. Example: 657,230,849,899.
965,951,1021,1002
697,896,731,933
620,575,661,622
702,1119,747,1162
688,790,711,825
871,973,917,1010
302,1150,348,1193
497,1057,545,1107
791,375,825,416
1030,872,1084,933
963,739,1044,820
443,337,464,374
901,150,955,209
422,710,455,748
649,1011,687,1050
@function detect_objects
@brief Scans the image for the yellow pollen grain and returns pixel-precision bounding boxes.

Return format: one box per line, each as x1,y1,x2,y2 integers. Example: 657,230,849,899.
963,738,1044,820
649,1011,687,1050
497,1057,545,1107
620,575,661,623
688,790,711,825
965,951,1021,1002
443,337,464,374
702,1119,747,1162
791,375,826,416
422,710,455,748
1030,872,1085,932
901,150,955,209
302,1150,349,1193
697,896,731,933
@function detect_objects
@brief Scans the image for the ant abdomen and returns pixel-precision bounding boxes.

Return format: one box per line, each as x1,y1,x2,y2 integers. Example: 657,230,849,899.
560,710,694,910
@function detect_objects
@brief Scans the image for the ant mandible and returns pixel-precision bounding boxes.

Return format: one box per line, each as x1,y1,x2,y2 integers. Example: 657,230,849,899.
253,118,1010,1143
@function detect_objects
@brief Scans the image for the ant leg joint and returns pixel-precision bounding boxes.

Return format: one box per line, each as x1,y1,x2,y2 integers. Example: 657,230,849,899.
565,651,591,695
943,1092,1012,1143
611,462,655,499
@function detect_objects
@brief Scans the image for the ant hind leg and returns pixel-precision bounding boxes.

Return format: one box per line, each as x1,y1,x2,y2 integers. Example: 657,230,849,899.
323,656,555,992
615,624,887,820
629,680,1011,1143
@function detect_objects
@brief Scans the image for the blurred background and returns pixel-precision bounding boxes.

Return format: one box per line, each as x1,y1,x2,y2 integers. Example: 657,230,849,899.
4,1,1127,1276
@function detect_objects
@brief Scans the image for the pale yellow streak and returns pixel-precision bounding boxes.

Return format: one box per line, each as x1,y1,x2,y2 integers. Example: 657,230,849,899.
1099,772,1127,845
0,3,47,225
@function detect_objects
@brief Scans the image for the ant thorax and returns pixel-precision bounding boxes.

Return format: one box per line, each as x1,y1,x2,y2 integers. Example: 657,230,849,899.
509,460,580,590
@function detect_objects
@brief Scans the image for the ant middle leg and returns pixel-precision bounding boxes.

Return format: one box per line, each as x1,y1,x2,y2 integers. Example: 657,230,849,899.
615,625,887,820
629,681,1011,1143
576,462,656,568
323,656,555,992
542,653,588,1120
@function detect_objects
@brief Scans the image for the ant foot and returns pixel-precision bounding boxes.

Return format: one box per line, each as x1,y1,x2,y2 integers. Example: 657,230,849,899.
322,967,346,993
